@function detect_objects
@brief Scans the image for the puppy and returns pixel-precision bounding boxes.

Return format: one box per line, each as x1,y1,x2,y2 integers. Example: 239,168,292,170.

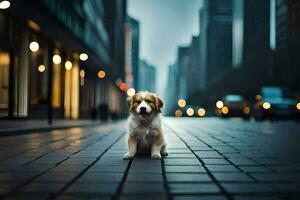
123,91,168,159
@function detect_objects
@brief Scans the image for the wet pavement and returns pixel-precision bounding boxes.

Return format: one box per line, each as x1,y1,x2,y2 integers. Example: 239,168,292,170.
0,117,300,200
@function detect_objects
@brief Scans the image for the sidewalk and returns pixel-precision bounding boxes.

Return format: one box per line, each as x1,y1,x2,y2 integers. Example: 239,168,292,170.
0,119,103,136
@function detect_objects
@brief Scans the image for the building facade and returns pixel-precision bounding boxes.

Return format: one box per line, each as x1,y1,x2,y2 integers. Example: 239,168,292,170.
138,60,156,93
125,15,140,91
0,0,127,120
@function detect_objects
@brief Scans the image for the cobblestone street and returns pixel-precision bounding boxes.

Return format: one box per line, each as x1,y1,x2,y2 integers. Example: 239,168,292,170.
1,118,300,200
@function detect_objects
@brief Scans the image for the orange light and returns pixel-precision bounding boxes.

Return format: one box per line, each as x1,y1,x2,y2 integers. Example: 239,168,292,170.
243,106,250,114
178,99,186,108
221,106,229,114
198,108,206,117
175,110,182,117
119,83,127,91
98,70,106,79
297,102,300,110
255,94,262,101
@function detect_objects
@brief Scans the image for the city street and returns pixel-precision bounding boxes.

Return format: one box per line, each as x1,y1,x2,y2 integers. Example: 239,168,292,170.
0,118,300,200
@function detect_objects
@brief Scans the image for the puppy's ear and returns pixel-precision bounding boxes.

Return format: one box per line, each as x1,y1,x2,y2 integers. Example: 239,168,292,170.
155,96,164,112
127,96,134,111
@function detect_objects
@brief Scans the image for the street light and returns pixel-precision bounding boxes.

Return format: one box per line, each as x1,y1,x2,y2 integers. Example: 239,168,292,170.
29,41,39,52
216,100,224,109
98,70,106,79
38,64,45,73
178,99,186,108
0,1,10,9
127,88,136,97
52,55,61,64
186,108,194,116
198,108,206,117
64,61,72,70
79,53,88,61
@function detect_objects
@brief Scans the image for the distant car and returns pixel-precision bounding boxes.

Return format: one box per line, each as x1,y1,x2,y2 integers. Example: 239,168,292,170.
254,86,300,120
215,94,251,119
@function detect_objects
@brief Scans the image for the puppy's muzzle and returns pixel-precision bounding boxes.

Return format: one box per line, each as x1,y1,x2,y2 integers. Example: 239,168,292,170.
140,107,146,113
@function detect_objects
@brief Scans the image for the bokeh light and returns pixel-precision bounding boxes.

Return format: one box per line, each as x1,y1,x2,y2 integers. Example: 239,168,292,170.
98,70,106,79
79,53,88,61
178,99,186,108
175,110,182,117
262,102,271,110
64,61,72,70
52,55,61,64
38,64,45,73
186,108,194,116
216,100,224,109
198,108,206,117
127,88,136,96
221,106,229,114
29,41,39,52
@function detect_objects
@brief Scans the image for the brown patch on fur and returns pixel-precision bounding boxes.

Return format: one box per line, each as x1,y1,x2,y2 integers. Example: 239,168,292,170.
127,92,164,113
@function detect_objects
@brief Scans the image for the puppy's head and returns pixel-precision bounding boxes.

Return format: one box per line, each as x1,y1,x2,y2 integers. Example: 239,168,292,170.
127,91,164,119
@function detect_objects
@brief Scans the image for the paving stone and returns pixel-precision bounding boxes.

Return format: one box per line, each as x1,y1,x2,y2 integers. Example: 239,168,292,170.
173,195,227,200
238,166,272,173
212,173,254,182
221,183,274,194
233,195,281,200
126,173,163,182
65,182,119,194
78,172,124,182
165,165,206,173
201,159,231,165
164,158,200,166
251,173,300,182
122,182,165,194
166,173,212,182
195,151,224,159
169,183,220,194
206,165,240,172
20,182,66,193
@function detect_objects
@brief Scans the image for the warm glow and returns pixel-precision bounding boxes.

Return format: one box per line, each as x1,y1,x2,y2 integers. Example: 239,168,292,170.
243,106,250,114
38,64,45,73
0,1,10,9
178,99,186,108
186,108,194,116
79,53,88,61
127,88,136,96
119,82,127,91
255,94,262,101
98,70,106,79
52,55,61,64
221,106,229,114
198,108,206,117
297,102,300,110
79,69,85,77
64,61,72,70
29,41,39,52
28,20,40,32
175,110,183,117
262,102,271,110
216,100,224,109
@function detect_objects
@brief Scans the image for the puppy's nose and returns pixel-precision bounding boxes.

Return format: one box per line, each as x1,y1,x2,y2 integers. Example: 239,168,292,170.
140,107,146,113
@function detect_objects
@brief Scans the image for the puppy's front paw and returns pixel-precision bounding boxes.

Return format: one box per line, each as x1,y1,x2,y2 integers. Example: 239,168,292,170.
123,152,134,160
151,153,162,159
161,151,168,156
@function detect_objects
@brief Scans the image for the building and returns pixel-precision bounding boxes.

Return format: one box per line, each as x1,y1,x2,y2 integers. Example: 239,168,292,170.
187,35,201,97
177,46,191,100
125,15,140,90
0,0,127,120
200,0,233,85
272,0,300,91
165,62,179,115
138,60,156,93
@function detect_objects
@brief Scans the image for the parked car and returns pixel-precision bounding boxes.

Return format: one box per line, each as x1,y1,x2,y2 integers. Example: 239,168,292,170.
215,94,251,119
254,86,300,120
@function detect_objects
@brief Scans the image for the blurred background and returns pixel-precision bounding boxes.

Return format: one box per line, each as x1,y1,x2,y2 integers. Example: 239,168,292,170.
0,0,300,123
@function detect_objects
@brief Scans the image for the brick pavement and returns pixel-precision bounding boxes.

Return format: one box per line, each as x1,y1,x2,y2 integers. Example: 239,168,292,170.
0,118,300,200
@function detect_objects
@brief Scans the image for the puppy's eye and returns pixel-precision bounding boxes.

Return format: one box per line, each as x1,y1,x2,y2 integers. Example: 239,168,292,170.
146,100,153,103
135,100,141,104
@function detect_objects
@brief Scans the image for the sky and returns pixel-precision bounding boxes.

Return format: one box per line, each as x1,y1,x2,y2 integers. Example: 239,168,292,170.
128,0,203,97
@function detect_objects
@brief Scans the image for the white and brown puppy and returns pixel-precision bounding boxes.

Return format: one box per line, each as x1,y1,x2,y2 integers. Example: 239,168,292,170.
123,91,168,160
